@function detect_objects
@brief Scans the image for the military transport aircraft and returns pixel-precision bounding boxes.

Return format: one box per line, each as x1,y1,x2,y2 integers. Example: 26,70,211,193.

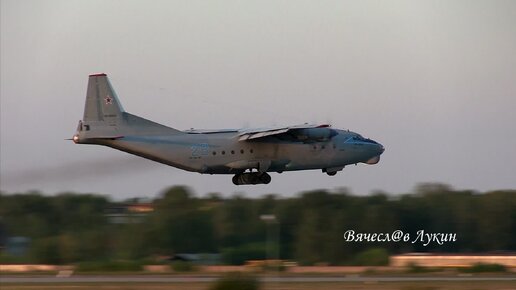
71,74,384,185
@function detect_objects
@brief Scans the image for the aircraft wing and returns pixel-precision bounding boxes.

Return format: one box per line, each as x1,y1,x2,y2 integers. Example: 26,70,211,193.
185,129,239,134
238,124,331,141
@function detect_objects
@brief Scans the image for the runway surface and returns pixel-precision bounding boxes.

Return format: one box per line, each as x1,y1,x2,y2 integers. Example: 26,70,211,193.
2,275,516,283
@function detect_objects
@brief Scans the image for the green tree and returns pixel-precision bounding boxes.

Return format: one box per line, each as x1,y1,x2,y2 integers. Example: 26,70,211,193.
146,186,216,254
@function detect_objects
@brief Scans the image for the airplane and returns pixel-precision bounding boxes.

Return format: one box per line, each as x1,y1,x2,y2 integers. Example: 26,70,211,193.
71,73,385,185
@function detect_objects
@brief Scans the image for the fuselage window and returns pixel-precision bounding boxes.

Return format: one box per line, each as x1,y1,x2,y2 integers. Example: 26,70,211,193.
240,149,244,154
231,150,235,154
222,151,226,155
212,151,216,155
250,149,254,154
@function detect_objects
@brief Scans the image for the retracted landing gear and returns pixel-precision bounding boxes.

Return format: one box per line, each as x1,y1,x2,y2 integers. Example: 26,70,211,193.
232,172,272,185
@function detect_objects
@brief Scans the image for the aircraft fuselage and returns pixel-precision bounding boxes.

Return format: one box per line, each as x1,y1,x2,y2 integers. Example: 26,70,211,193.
73,74,384,185
83,129,384,175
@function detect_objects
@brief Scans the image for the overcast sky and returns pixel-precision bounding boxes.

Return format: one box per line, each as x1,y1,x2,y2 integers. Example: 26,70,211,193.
1,0,515,199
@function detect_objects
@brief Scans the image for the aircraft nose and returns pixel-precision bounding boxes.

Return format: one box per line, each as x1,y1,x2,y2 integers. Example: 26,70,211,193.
375,142,385,155
362,138,384,155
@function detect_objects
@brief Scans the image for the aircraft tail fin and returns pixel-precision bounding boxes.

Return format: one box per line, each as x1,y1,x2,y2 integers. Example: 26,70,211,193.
77,74,182,139
83,73,125,122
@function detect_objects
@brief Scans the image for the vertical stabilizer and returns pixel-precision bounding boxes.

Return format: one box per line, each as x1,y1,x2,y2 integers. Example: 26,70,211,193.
84,73,125,123
76,73,183,140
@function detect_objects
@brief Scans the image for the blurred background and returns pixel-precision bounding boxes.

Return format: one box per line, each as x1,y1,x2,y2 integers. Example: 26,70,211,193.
1,184,515,268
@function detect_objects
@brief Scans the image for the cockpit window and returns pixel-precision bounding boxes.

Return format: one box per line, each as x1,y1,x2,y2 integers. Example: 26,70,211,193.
349,134,366,141
347,134,378,144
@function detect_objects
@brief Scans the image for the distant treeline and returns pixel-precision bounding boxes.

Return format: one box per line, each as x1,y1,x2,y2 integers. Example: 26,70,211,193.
0,183,515,265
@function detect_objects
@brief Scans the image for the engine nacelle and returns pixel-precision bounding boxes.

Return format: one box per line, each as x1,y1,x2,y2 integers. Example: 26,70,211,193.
295,128,337,142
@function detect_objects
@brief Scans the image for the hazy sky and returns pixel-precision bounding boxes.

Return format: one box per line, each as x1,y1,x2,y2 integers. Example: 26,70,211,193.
1,0,515,199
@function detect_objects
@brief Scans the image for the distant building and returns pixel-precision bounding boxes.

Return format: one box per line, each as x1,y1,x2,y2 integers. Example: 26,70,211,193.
5,237,30,257
105,199,154,224
168,253,222,265
0,219,7,251
126,202,154,213
391,253,516,268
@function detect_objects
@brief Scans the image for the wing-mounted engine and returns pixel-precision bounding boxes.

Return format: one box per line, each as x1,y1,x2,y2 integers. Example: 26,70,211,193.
291,127,337,142
238,124,337,142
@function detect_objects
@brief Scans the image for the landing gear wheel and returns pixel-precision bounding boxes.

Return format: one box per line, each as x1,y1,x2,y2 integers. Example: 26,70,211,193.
232,174,241,185
232,172,271,185
327,171,337,176
259,173,272,184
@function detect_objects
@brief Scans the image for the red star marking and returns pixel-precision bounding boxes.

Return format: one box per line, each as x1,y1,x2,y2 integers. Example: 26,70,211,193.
104,95,113,105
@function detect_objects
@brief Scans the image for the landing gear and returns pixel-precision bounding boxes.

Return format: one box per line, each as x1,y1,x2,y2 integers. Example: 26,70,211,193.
232,172,272,185
323,166,344,176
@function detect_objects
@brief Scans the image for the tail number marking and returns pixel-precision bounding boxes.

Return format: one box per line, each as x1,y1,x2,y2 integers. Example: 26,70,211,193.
191,143,209,158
